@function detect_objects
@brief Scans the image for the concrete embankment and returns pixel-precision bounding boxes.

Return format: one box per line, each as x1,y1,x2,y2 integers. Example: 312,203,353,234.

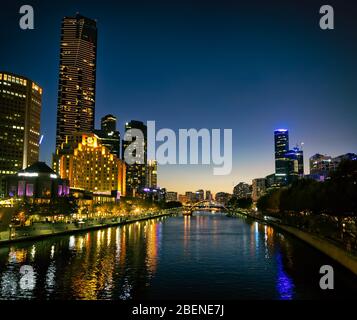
230,211,357,276
0,211,174,246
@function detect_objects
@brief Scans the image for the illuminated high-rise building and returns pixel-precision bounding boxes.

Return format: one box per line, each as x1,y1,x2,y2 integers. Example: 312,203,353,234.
274,129,304,185
57,133,126,197
146,160,158,188
274,129,290,185
122,120,147,196
55,14,97,150
0,72,42,196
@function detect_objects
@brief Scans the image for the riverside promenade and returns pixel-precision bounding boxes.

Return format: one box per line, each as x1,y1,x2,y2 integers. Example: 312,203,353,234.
228,210,357,276
0,209,179,246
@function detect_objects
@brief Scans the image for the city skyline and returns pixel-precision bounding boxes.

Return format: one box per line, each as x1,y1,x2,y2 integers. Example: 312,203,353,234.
0,0,357,305
1,0,356,194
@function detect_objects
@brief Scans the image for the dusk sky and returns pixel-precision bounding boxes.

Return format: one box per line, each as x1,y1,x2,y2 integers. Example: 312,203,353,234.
1,0,357,194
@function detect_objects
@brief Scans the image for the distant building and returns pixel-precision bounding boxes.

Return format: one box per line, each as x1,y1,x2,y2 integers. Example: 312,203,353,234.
309,153,332,177
146,160,158,188
57,133,126,198
205,190,212,201
308,152,357,181
233,183,251,199
178,194,188,204
196,189,204,202
138,187,166,202
265,173,279,190
252,178,267,202
166,191,178,202
333,153,357,165
285,146,304,179
274,129,290,186
274,129,304,185
5,162,69,202
122,120,147,197
94,114,121,158
215,192,231,205
185,191,196,203
0,72,42,197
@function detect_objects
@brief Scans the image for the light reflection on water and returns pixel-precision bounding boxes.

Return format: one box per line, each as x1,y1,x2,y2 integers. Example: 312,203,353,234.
0,213,355,300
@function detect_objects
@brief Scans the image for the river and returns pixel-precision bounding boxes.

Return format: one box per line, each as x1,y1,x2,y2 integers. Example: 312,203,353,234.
0,212,355,300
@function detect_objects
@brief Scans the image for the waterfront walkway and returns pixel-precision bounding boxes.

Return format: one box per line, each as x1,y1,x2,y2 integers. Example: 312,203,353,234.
0,209,179,245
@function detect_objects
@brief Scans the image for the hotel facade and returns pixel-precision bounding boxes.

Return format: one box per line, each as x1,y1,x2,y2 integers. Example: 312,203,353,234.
57,133,126,198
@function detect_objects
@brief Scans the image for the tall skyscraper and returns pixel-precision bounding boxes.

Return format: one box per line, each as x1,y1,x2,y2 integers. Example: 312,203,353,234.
0,72,42,196
123,120,147,196
274,129,290,186
146,160,158,188
94,114,121,158
55,14,97,150
274,129,304,185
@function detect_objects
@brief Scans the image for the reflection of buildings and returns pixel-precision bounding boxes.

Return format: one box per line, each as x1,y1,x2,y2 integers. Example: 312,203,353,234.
57,133,126,197
5,162,69,201
146,221,161,275
55,14,97,151
0,217,164,300
0,72,42,197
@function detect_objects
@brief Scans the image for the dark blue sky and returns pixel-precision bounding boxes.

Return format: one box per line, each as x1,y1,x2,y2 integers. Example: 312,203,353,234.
1,0,357,193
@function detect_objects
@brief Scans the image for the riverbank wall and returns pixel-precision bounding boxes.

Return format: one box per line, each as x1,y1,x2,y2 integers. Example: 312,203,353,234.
230,211,357,276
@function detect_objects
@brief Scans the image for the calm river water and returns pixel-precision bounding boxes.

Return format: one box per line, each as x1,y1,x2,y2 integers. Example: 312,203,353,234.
0,212,356,300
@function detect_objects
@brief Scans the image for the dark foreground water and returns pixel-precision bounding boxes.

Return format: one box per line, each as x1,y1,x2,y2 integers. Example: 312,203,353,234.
0,212,356,300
